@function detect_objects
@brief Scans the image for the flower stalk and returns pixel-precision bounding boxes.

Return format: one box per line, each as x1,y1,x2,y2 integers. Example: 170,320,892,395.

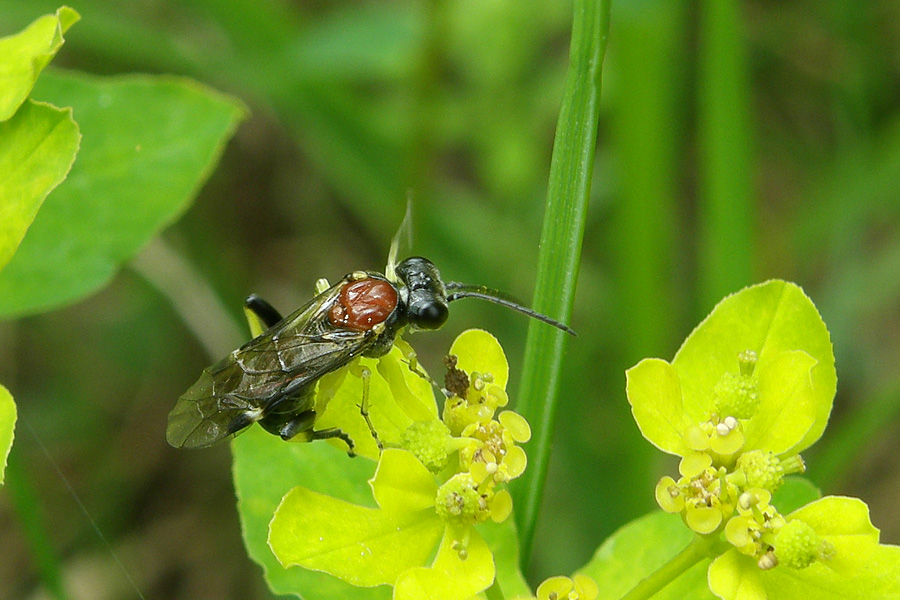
618,534,724,600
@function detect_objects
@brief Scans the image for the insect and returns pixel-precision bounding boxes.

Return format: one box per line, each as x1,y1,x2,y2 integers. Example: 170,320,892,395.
166,256,575,452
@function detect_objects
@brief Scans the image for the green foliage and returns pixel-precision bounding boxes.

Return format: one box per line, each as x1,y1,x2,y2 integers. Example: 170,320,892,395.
0,70,246,318
619,280,900,600
513,0,610,562
4,1,900,599
708,497,900,600
269,450,447,586
0,101,80,272
0,6,78,120
0,384,14,485
233,427,388,599
0,6,80,490
235,329,534,599
0,6,246,598
233,424,530,600
628,281,836,460
315,349,438,462
0,7,80,274
580,511,715,600
670,281,836,453
232,343,443,598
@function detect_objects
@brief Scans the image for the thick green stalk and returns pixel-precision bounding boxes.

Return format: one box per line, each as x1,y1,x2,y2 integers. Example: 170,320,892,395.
512,0,610,567
697,0,754,310
617,535,722,600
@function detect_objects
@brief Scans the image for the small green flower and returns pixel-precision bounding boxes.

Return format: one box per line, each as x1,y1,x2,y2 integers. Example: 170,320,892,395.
626,281,900,599
400,419,460,474
313,342,438,460
267,329,524,600
510,573,600,600
709,496,900,600
773,519,820,569
268,448,495,600
628,281,835,461
627,281,835,537
737,449,796,492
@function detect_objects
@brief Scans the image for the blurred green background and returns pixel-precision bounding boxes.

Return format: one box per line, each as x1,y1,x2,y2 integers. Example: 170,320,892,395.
2,1,900,598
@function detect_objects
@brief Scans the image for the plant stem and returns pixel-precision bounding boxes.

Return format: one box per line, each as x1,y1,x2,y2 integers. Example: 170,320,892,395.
697,0,753,311
130,237,244,362
484,579,506,600
618,535,721,600
512,0,610,568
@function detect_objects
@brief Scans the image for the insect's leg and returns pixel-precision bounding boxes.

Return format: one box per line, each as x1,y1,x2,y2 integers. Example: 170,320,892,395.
275,410,316,441
394,337,440,391
350,363,384,452
244,294,284,336
307,427,357,457
278,410,357,457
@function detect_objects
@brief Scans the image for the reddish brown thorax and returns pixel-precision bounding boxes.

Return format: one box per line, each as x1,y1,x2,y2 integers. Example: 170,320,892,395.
328,277,398,331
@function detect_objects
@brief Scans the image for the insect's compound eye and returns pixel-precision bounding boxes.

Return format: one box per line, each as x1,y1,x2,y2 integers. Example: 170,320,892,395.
410,297,449,330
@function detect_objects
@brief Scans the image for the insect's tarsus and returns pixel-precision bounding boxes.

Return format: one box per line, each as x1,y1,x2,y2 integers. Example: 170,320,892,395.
352,365,384,452
307,426,356,456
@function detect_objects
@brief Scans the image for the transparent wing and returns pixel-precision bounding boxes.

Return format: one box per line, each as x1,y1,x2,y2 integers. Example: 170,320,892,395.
385,197,413,283
167,280,373,448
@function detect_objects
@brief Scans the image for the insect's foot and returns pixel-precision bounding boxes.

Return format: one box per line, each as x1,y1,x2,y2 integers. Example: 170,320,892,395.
357,402,385,452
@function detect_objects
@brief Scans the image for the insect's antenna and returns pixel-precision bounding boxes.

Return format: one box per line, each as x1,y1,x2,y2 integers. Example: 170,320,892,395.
386,195,414,282
445,282,576,336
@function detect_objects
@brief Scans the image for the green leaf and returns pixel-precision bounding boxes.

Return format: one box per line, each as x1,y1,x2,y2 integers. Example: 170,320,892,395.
0,384,15,485
449,329,509,391
0,6,79,121
707,551,765,600
578,511,716,600
268,449,445,588
315,348,437,461
233,425,390,599
742,350,818,454
771,477,821,515
393,529,494,600
709,544,900,600
514,0,611,563
369,448,438,514
759,543,900,600
270,485,443,587
709,497,900,600
786,496,879,573
0,69,246,318
0,99,79,272
376,348,437,423
673,280,836,453
626,358,691,456
478,519,531,599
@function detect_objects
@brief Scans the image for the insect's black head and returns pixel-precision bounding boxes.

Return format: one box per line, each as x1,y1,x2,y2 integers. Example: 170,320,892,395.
395,256,450,330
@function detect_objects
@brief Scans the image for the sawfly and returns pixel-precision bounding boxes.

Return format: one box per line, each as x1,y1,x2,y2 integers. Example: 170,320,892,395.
167,228,575,452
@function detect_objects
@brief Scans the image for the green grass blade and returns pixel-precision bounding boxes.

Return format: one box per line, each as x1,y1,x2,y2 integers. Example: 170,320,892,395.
512,0,610,567
6,450,69,600
697,0,754,310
